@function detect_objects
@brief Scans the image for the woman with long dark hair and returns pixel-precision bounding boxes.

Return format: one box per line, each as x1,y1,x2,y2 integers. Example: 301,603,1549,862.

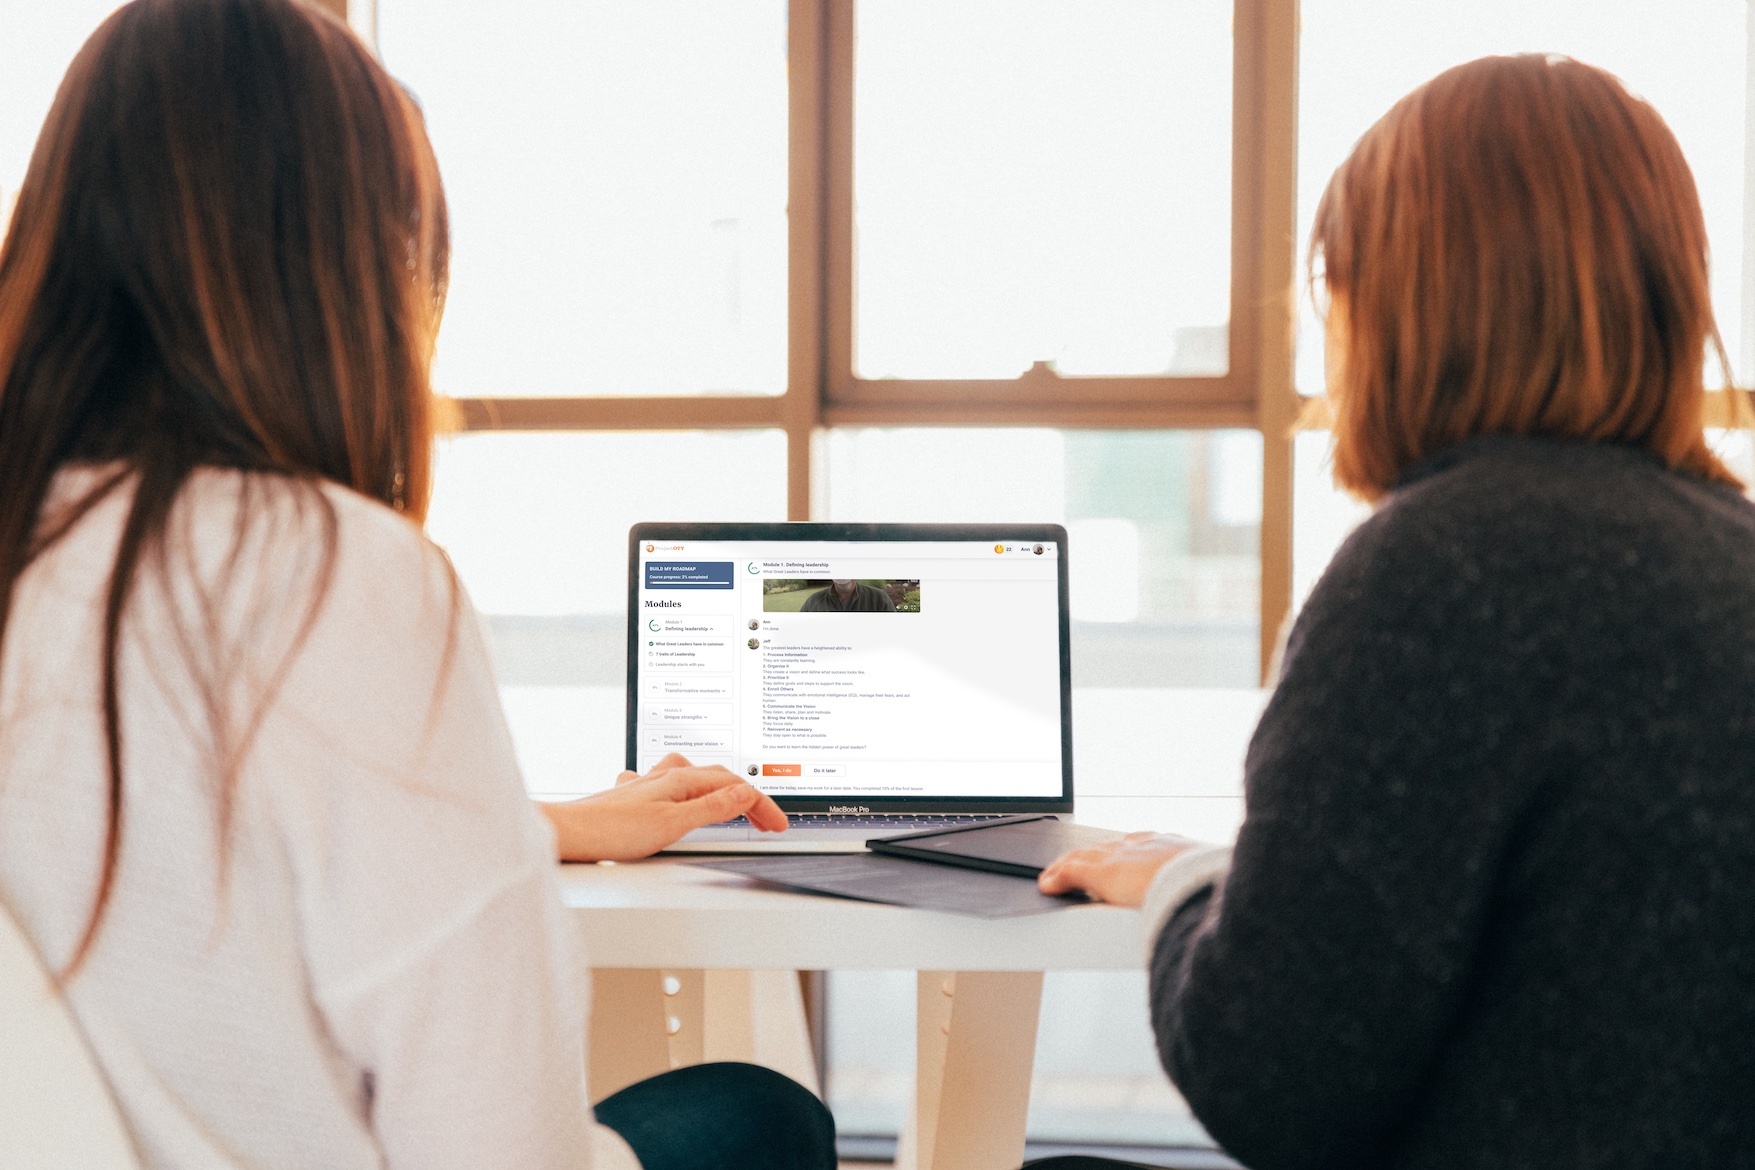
0,1,823,1167
1039,55,1755,1168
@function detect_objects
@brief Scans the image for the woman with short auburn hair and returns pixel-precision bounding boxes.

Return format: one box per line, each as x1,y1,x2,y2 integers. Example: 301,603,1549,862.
1314,52,1736,499
0,1,825,1168
1037,54,1755,1169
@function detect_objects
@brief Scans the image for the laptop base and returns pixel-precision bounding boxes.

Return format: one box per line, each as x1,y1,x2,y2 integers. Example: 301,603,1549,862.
661,835,872,854
661,813,1014,855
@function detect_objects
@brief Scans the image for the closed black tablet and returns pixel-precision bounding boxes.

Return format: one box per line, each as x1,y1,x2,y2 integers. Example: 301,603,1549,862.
867,815,1126,878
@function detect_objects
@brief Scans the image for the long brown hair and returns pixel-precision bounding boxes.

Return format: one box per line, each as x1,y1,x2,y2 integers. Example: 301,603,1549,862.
0,0,449,972
1310,54,1739,500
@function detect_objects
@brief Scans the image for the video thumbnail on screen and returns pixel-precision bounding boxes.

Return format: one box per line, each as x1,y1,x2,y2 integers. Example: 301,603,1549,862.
762,578,921,613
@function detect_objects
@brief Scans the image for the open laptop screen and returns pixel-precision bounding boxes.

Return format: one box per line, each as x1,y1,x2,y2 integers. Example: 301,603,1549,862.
627,523,1072,812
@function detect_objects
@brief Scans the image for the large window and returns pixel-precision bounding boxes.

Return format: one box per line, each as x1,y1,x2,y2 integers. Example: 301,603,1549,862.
373,0,1282,737
12,9,1752,706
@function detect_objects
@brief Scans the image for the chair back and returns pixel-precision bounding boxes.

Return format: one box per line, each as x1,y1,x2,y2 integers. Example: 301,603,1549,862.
0,899,143,1168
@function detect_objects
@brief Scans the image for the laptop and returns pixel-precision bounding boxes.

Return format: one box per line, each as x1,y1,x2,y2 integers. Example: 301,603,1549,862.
628,522,1073,852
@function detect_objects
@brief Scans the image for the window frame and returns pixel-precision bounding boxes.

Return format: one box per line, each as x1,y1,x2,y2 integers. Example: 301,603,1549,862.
376,0,1302,681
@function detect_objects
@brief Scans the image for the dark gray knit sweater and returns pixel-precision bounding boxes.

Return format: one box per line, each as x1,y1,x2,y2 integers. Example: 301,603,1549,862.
1152,436,1755,1169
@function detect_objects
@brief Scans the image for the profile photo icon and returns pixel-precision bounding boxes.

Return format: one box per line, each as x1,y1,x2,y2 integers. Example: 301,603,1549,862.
747,638,760,649
748,619,759,630
1033,544,1044,555
747,764,759,777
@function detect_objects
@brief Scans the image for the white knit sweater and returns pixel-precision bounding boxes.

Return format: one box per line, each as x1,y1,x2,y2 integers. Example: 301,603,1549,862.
0,467,637,1170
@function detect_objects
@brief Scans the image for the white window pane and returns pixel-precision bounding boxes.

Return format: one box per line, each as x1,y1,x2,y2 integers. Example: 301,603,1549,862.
378,1,789,397
0,2,121,223
1297,1,1748,392
427,430,786,798
855,0,1233,380
825,429,1260,687
429,430,787,618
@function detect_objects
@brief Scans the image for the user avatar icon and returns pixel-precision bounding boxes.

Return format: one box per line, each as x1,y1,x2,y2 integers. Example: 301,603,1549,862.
1033,544,1044,555
747,638,760,649
747,765,759,777
748,619,759,630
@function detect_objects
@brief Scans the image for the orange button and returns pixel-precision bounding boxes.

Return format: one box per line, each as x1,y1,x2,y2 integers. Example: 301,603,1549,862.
761,764,802,777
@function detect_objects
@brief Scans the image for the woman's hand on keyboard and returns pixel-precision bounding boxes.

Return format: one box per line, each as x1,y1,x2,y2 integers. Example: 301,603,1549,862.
539,754,790,861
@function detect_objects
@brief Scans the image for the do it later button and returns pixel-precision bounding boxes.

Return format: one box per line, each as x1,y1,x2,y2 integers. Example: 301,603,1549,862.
760,764,802,777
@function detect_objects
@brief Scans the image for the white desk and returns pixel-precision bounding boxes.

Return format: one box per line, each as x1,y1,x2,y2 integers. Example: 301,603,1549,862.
563,857,1142,1170
552,688,1265,1170
558,857,1142,972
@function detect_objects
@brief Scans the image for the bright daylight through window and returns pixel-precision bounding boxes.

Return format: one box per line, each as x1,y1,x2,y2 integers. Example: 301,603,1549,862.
854,0,1232,380
380,0,790,397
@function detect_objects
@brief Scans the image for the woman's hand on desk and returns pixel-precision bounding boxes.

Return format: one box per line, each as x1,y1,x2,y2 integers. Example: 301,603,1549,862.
1038,833,1197,907
540,754,790,862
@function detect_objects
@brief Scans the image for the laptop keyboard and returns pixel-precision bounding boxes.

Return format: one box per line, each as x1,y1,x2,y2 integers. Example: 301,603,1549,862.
714,813,1014,830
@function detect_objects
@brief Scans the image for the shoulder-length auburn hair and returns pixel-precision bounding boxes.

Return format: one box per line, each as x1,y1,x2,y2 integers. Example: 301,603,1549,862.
0,0,448,972
1310,53,1739,500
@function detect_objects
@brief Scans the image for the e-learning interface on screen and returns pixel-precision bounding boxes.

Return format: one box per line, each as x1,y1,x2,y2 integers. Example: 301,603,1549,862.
635,540,1063,798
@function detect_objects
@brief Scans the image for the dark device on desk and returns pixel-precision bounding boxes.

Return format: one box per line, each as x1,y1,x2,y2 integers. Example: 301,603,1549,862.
868,814,1126,878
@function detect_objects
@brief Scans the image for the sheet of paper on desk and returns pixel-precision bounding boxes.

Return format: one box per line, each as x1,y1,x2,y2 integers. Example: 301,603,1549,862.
690,854,1088,918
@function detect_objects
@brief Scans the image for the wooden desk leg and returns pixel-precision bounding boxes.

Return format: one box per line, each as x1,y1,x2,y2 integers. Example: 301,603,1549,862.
594,969,823,1102
688,970,822,1096
899,970,1045,1170
750,969,822,1096
669,969,762,1069
702,970,755,1062
587,968,671,1104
